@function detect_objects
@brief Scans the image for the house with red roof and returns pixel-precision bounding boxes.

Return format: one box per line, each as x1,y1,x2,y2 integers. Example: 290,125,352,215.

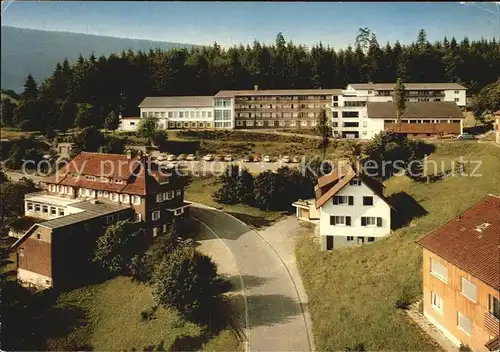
417,195,500,351
13,152,189,289
314,163,392,250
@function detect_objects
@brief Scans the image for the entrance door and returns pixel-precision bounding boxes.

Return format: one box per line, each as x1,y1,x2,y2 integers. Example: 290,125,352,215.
326,236,334,250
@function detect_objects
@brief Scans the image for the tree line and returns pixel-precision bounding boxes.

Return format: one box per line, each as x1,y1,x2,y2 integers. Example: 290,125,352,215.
1,28,499,132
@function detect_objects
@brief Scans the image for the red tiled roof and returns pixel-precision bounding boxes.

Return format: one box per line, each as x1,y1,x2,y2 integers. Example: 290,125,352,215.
42,152,171,196
314,164,391,209
417,195,500,291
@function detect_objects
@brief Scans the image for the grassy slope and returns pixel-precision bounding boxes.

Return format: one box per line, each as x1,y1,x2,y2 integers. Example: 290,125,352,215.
296,142,500,351
47,276,241,351
185,176,288,227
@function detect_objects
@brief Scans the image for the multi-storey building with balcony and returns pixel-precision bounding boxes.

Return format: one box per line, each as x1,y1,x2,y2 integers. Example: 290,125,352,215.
417,195,500,352
11,152,190,289
119,96,214,131
332,82,467,139
215,85,341,130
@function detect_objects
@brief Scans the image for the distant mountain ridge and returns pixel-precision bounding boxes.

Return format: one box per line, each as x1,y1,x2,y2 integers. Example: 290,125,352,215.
1,26,199,92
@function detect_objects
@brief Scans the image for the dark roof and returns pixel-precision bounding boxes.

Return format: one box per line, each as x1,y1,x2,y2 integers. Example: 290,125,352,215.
417,195,500,290
214,89,342,98
40,200,132,229
138,96,213,108
350,82,467,91
314,164,391,209
367,102,464,119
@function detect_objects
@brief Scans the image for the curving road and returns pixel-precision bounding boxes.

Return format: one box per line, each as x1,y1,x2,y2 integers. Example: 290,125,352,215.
191,204,314,352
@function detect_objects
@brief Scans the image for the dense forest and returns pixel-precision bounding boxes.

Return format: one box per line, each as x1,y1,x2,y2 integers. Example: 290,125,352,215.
1,29,499,132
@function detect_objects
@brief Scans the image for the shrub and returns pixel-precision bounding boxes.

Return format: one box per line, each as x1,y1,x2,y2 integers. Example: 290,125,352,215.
395,287,411,310
140,306,158,322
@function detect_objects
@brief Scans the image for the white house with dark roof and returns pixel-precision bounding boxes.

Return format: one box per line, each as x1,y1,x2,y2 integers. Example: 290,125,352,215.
315,164,392,250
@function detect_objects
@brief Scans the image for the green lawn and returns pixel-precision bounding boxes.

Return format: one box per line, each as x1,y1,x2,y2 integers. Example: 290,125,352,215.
46,276,242,351
185,175,288,228
296,142,500,351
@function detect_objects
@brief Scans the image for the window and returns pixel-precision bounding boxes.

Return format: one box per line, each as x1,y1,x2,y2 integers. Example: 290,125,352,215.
361,217,376,226
27,203,33,211
174,208,184,216
168,112,173,118
333,195,353,205
176,189,182,196
153,227,158,237
106,215,114,224
430,258,448,283
190,111,195,118
347,236,354,242
42,205,48,214
368,237,375,242
35,204,41,212
454,90,459,94
122,194,130,203
161,112,166,117
152,210,160,221
166,190,174,200
135,213,142,222
179,112,184,118
350,179,361,186
489,294,500,319
142,112,147,117
58,208,64,216
342,111,359,118
431,292,443,311
457,311,472,335
357,237,365,244
363,121,367,127
330,216,351,226
156,193,164,203
51,207,56,215
460,277,477,302
50,184,56,192
36,233,41,240
368,90,372,94
208,112,212,118
454,98,459,102
363,196,374,205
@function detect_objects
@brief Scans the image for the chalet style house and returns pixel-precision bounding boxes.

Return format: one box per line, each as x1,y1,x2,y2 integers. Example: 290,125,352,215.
417,195,500,352
12,152,189,289
314,163,392,250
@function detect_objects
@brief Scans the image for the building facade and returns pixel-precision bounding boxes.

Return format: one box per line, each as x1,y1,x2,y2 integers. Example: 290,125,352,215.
314,164,392,250
417,195,500,352
123,82,466,138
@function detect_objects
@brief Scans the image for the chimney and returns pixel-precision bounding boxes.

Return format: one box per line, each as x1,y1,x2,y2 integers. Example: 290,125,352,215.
254,85,259,91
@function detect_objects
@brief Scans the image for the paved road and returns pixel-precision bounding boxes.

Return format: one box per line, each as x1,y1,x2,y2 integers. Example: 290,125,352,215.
4,170,45,184
191,205,313,352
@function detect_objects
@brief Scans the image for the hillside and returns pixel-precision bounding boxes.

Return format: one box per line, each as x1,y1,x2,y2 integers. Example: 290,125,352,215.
1,26,199,92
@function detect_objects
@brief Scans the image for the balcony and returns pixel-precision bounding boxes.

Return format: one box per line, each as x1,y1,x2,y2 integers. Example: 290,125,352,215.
484,311,500,336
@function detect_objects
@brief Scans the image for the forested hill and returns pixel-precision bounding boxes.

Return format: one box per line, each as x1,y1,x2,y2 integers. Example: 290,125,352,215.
2,29,499,133
1,26,198,92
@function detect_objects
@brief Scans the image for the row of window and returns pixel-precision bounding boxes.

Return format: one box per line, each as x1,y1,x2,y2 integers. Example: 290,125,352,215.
333,194,374,206
330,215,383,227
142,111,213,119
236,112,328,119
214,122,232,128
235,120,317,127
158,121,213,129
27,203,65,216
214,99,232,108
78,188,142,205
383,119,461,124
214,110,231,121
236,95,328,101
235,103,330,109
156,189,182,203
347,236,375,243
49,184,74,195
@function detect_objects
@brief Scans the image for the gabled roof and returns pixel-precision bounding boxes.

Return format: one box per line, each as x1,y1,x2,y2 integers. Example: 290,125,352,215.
314,164,391,209
349,82,467,91
214,88,342,98
138,96,213,108
417,195,500,291
42,152,173,196
367,102,464,119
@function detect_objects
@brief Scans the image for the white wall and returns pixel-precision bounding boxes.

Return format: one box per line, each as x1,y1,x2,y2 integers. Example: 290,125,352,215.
213,98,235,129
18,268,53,289
319,180,391,250
119,118,140,132
444,89,466,107
138,107,215,130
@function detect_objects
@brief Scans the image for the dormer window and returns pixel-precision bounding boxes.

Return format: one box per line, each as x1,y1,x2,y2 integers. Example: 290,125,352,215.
350,179,361,186
114,179,125,184
86,175,97,181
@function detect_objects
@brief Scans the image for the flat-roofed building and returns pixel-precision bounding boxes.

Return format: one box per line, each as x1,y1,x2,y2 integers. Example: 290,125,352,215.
216,85,341,130
119,96,215,131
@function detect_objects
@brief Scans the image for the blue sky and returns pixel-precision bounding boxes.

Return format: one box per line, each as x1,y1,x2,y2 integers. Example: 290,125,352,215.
2,1,499,48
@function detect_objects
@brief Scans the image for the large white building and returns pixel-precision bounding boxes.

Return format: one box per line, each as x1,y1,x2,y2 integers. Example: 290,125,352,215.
315,164,392,250
120,82,467,139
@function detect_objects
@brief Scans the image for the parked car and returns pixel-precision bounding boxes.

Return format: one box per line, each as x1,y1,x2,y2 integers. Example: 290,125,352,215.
263,155,271,163
282,155,290,163
186,154,196,161
177,153,187,161
457,133,474,140
242,155,253,162
167,154,177,161
224,155,233,162
203,154,214,161
292,156,301,163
